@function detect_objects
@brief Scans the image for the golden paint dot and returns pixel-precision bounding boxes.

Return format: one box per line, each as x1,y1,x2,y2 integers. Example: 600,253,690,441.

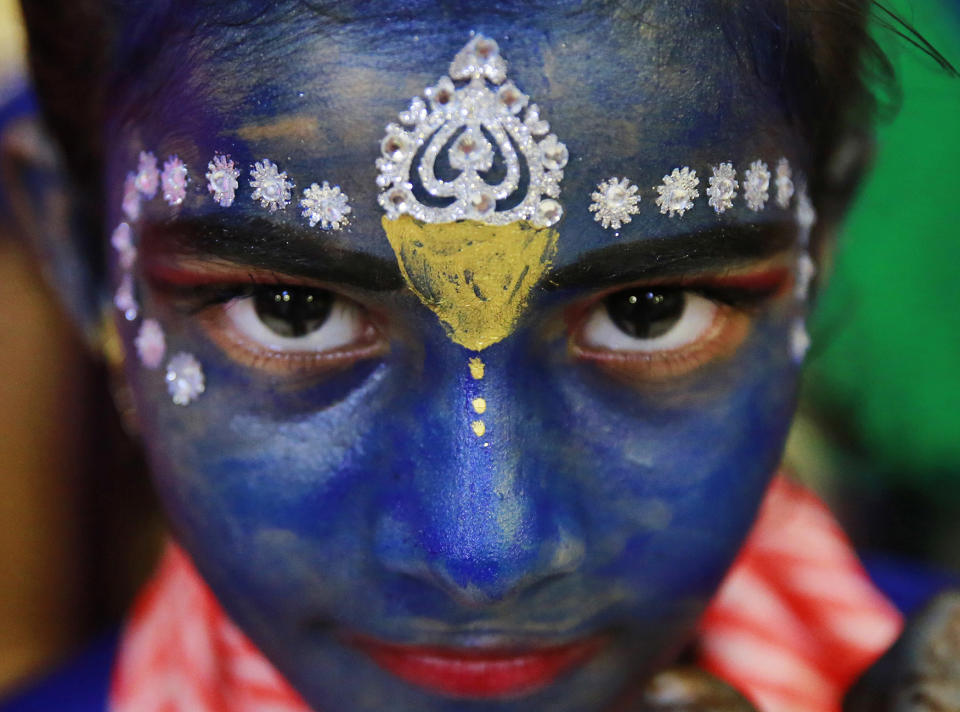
471,420,486,437
468,357,485,380
471,397,487,414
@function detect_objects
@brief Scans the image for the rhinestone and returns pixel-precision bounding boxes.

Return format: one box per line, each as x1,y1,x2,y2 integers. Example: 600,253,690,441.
165,352,205,406
535,198,563,226
540,134,568,171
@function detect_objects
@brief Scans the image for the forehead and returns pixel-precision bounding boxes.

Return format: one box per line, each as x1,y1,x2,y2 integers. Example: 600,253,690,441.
108,0,802,266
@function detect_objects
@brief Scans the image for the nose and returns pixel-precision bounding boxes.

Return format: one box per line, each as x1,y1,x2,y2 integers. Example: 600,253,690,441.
375,494,586,608
373,354,586,608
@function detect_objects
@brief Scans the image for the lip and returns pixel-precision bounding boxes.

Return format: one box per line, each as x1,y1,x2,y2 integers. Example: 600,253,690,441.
347,634,606,699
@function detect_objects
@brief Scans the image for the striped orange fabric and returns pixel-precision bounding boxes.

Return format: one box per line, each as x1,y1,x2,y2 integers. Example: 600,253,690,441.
110,476,902,712
698,477,903,711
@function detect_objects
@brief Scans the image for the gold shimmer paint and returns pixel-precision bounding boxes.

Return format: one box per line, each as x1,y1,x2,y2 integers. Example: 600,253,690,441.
382,216,559,351
469,358,485,380
471,397,487,415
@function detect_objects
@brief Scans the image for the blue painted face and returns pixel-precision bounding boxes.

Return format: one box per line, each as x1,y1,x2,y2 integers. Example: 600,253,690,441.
108,3,810,709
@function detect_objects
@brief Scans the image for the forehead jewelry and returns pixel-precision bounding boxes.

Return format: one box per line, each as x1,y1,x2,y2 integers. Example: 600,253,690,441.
377,34,567,226
590,177,641,230
743,160,771,212
161,155,189,206
654,167,699,218
706,163,738,214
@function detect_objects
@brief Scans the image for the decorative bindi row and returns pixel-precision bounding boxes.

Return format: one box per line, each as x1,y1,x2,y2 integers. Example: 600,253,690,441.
589,158,796,230
122,151,354,230
121,149,797,232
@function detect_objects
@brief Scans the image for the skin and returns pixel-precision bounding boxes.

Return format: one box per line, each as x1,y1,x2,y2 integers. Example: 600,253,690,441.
101,2,809,710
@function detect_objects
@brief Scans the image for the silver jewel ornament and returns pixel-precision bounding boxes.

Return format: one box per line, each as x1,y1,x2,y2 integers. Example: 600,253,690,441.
589,177,641,230
775,158,795,209
301,181,351,230
744,160,771,212
706,163,738,214
655,167,699,218
165,352,205,406
377,35,568,227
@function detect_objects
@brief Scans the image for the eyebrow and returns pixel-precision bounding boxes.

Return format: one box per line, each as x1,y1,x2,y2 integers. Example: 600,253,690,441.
140,217,794,293
139,216,405,291
542,222,797,291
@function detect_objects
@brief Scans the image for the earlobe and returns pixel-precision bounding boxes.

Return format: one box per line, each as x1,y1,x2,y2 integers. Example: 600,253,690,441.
0,112,106,353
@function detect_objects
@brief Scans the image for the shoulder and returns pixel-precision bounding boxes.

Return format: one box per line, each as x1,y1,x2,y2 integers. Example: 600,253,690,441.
0,633,116,712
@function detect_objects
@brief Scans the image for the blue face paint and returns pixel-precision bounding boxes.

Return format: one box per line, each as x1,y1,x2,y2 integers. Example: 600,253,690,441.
109,3,809,709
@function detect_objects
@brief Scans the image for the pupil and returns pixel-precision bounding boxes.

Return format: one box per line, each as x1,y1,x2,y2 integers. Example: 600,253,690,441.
605,289,685,339
253,286,333,337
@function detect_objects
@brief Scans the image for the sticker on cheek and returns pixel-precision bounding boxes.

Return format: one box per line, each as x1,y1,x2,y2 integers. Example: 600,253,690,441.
165,352,206,406
122,173,141,221
135,319,167,370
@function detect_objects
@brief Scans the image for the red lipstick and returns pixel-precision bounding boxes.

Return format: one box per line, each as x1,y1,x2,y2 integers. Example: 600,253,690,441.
349,636,605,699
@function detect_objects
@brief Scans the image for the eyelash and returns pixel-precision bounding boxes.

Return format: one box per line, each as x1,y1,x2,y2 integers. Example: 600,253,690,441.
167,281,387,377
568,278,785,383
156,267,784,383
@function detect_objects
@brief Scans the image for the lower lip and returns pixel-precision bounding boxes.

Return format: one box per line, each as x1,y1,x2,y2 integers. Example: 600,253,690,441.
349,635,605,699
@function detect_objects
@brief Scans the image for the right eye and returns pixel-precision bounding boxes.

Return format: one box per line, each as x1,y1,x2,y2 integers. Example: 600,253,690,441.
200,284,386,375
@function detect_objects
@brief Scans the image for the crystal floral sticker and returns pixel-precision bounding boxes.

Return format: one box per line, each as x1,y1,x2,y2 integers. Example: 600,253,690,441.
114,273,138,322
166,352,205,406
250,159,293,212
589,177,640,230
706,163,738,214
111,222,136,270
161,156,188,206
743,160,770,212
300,181,351,230
775,158,795,209
122,173,141,221
134,151,159,199
790,317,811,364
655,167,699,218
206,154,240,208
135,319,166,370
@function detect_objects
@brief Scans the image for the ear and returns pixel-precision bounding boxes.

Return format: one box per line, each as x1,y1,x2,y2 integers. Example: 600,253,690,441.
0,107,108,354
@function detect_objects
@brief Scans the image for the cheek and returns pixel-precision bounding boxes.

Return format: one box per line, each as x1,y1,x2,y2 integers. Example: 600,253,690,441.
549,309,799,596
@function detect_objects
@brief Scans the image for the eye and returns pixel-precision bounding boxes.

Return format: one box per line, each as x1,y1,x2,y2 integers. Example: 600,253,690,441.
572,286,751,381
201,284,386,375
229,286,356,350
582,290,717,352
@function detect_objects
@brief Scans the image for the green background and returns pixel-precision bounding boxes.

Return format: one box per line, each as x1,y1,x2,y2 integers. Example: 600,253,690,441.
806,0,960,497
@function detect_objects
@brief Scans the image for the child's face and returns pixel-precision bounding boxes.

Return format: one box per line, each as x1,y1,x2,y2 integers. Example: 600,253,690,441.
107,4,810,709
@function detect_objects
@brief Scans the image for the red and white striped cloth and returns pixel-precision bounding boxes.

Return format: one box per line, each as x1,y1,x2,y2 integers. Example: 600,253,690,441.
697,477,902,711
110,476,902,712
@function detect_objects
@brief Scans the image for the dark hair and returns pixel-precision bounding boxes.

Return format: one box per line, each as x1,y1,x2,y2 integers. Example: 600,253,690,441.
18,0,956,271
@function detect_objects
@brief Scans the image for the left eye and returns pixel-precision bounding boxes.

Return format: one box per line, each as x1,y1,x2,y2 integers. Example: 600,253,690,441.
572,286,750,381
580,289,718,352
226,286,367,352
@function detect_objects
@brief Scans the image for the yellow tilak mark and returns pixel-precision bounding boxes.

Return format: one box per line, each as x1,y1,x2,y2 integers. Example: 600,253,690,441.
468,357,485,380
471,420,487,437
382,216,559,351
471,397,487,414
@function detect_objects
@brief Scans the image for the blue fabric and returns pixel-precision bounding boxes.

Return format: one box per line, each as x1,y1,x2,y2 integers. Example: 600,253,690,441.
0,632,116,712
863,553,960,616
